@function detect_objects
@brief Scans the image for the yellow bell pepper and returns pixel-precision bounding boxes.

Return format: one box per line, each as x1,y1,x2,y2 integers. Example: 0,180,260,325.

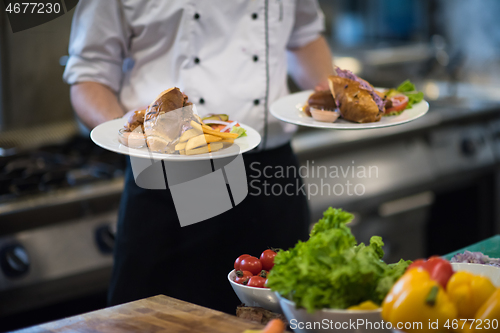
447,271,496,319
463,288,500,332
382,268,457,332
347,300,380,310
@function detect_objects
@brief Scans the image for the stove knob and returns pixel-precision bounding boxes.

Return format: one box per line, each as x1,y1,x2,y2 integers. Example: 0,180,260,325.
0,244,30,278
461,137,477,156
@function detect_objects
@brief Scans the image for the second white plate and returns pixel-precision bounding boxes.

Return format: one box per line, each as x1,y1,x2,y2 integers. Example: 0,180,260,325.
270,90,429,130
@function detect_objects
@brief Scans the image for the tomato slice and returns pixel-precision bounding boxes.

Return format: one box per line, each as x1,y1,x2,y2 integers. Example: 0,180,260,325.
209,122,240,132
385,95,409,114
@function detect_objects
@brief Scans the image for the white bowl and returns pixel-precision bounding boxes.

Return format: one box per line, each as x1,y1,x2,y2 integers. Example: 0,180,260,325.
277,294,388,333
451,263,500,286
227,270,281,313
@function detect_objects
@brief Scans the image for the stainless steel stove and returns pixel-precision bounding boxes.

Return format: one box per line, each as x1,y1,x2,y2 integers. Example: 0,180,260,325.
0,137,125,319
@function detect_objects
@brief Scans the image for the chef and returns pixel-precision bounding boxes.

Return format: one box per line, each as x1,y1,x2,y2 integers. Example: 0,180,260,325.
64,0,334,313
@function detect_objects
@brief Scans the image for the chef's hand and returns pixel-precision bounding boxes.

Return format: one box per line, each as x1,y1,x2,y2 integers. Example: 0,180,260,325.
71,82,126,129
287,36,335,91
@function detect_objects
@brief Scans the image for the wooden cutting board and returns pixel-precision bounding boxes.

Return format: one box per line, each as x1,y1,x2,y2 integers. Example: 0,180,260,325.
15,295,265,333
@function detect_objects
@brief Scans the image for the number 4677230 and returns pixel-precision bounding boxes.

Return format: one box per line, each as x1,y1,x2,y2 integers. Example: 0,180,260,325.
444,319,498,330
5,2,61,14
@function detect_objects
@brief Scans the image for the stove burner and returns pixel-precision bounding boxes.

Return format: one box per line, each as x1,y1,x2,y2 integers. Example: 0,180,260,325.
0,136,126,200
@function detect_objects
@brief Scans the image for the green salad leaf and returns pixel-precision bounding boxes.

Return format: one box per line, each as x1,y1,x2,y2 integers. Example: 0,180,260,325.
396,80,416,93
395,80,424,109
230,126,247,138
266,207,411,312
405,91,424,108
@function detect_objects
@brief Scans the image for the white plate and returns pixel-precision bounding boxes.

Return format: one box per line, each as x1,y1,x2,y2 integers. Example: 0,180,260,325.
270,90,429,130
90,119,261,161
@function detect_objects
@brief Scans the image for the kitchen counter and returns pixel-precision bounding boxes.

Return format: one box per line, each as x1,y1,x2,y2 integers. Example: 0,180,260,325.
13,295,264,333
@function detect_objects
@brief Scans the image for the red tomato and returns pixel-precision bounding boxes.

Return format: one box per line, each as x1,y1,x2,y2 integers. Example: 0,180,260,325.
258,270,269,278
260,250,277,271
234,254,251,271
240,256,262,275
234,270,253,284
247,276,266,288
385,95,409,114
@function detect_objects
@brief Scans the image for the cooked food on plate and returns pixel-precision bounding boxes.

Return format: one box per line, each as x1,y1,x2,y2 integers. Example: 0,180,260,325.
119,88,245,155
302,67,424,123
302,90,337,117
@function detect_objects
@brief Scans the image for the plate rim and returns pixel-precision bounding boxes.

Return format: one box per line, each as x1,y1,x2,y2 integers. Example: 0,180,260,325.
270,89,429,130
90,119,261,161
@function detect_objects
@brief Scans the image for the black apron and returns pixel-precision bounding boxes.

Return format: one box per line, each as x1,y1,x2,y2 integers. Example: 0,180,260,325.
108,143,309,314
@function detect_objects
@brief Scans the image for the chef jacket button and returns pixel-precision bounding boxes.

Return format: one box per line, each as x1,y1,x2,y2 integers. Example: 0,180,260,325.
252,13,258,20
253,55,259,62
253,99,260,106
194,57,200,64
199,98,205,104
194,13,200,19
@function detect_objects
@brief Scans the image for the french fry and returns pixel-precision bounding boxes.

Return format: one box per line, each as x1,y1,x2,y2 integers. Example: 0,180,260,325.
202,123,214,131
175,141,187,151
185,134,222,151
185,142,223,155
178,150,186,155
179,128,201,142
190,120,203,132
202,127,239,139
220,138,234,143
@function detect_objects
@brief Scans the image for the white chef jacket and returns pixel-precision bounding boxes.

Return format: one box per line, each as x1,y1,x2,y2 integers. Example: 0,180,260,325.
63,0,325,150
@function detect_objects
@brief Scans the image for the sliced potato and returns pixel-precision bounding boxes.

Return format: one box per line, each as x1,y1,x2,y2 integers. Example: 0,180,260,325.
190,120,203,132
220,138,234,143
185,134,222,151
208,142,223,152
179,128,201,142
186,145,208,155
202,127,238,139
194,114,203,124
185,142,223,155
175,141,187,151
202,123,214,131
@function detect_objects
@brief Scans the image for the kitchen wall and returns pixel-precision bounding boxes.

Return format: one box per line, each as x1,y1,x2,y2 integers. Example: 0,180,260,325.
0,7,73,132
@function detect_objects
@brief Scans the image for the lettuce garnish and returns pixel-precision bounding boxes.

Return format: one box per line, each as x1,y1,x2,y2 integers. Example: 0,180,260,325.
266,207,411,312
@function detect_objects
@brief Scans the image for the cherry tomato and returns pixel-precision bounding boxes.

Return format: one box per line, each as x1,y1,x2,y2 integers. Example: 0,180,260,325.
385,95,409,114
240,256,262,275
234,270,253,284
247,276,266,288
260,250,277,271
258,270,269,278
234,254,251,271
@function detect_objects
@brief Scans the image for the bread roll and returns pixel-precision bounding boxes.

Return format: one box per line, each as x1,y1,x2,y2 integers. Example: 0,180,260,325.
143,87,198,153
303,90,336,117
124,109,146,131
144,88,185,123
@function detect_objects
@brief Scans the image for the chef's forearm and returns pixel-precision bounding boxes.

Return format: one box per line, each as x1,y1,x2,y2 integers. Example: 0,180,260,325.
287,36,334,90
70,82,125,129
